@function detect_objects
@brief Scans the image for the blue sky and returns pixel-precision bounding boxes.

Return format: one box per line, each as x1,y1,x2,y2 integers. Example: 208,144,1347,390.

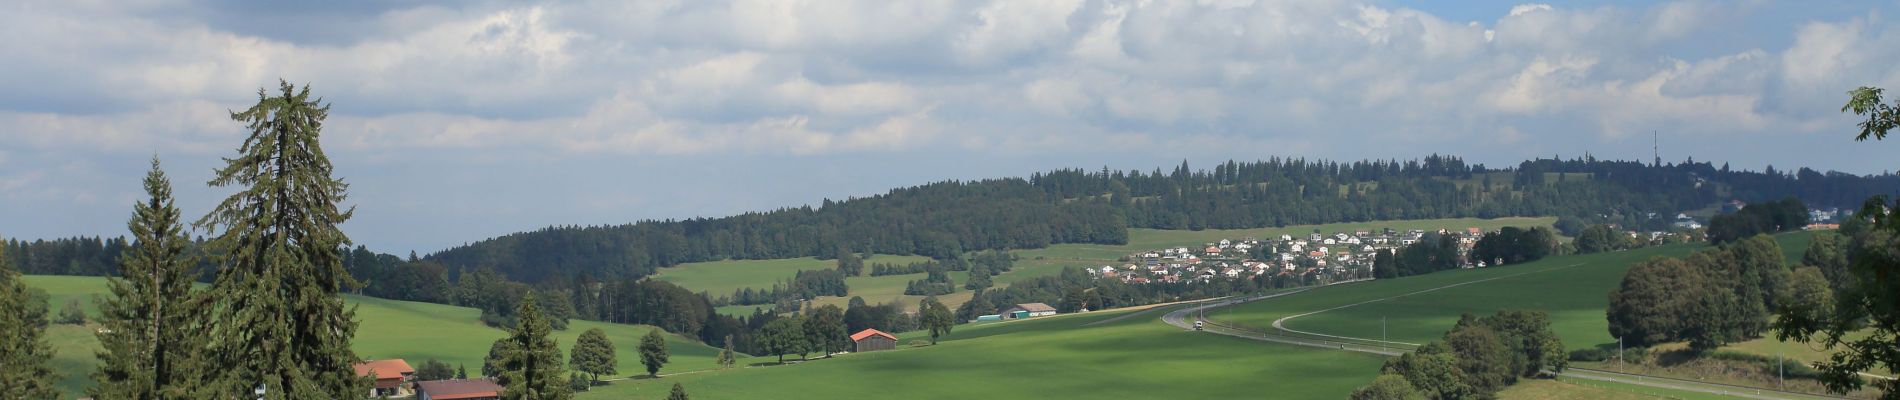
3,0,1899,254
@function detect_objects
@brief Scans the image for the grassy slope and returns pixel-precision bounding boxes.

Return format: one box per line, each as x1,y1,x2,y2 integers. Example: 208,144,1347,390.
1500,377,1735,400
576,307,1387,400
23,275,730,398
667,218,1556,315
1214,231,1814,352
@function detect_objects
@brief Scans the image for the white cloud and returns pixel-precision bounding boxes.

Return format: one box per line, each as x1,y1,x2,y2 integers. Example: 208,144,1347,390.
7,0,1900,251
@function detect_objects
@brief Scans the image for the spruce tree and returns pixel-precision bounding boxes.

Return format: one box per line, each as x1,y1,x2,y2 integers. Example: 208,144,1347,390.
667,383,690,400
194,81,362,398
92,158,203,400
498,294,570,400
0,239,60,400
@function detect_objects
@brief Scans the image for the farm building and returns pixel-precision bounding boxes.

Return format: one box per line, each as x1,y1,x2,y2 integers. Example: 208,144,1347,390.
1000,303,1057,319
416,379,504,400
352,359,415,397
851,328,898,352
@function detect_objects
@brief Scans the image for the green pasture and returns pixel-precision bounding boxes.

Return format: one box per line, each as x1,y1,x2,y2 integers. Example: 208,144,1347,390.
576,306,1387,400
1213,231,1812,352
22,275,731,399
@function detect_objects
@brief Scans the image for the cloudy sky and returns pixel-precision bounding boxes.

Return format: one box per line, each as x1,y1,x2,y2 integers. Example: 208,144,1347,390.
4,0,1899,254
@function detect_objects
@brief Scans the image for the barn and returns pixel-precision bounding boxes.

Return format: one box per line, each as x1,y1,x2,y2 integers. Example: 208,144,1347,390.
851,328,897,353
999,303,1057,319
416,379,503,400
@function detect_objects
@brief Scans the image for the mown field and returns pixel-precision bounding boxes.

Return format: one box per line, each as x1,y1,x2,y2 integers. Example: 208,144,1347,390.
575,305,1389,400
22,275,732,399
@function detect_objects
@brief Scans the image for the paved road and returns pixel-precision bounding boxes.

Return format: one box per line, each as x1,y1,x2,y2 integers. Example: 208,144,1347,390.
1159,281,1848,400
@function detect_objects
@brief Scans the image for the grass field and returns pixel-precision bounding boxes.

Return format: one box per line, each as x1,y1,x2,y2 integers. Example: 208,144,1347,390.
22,275,732,399
661,218,1560,316
1499,377,1738,400
1213,231,1812,352
574,306,1388,400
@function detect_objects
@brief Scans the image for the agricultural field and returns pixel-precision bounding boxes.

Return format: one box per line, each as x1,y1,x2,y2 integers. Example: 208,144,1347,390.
670,218,1559,315
574,305,1388,400
656,254,934,298
1211,231,1813,351
1499,378,1737,400
21,275,732,399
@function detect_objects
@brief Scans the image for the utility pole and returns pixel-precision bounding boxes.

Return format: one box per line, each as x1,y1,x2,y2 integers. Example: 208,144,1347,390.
1617,336,1624,373
1381,316,1387,352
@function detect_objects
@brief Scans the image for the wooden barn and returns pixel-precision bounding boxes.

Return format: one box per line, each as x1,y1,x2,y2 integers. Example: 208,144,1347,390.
416,379,504,400
851,328,897,353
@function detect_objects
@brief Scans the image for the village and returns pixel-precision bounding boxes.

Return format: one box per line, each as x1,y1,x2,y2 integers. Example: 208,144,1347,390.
1085,227,1481,286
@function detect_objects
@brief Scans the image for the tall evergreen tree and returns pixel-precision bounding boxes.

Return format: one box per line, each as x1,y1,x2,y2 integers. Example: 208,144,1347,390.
193,81,362,398
92,158,204,400
0,239,59,400
498,294,570,400
638,329,670,378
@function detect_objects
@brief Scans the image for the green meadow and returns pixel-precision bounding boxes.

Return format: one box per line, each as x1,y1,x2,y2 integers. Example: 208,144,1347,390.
1211,230,1816,354
575,306,1388,400
22,275,732,399
661,218,1557,315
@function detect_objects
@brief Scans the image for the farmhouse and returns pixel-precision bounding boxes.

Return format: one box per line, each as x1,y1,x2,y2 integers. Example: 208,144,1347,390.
353,359,416,397
851,328,898,352
415,379,503,400
1000,303,1058,319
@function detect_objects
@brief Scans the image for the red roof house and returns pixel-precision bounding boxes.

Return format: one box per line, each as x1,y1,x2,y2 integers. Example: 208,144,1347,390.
353,359,415,397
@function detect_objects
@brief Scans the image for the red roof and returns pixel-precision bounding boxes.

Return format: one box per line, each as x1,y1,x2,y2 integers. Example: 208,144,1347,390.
850,329,896,342
416,379,503,400
353,359,414,381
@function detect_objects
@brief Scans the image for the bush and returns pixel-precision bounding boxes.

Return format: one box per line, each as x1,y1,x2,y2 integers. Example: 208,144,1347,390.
1706,351,1823,380
1567,347,1611,362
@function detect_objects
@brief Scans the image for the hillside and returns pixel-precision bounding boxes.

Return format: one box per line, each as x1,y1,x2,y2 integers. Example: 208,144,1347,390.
575,305,1389,399
22,275,734,398
420,156,1898,286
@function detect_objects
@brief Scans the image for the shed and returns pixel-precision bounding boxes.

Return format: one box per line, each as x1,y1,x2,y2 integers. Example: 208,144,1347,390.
974,314,1003,322
999,303,1057,319
416,379,503,400
851,329,898,352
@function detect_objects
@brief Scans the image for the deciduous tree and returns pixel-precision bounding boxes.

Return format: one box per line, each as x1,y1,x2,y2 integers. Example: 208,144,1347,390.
638,329,669,377
569,328,615,384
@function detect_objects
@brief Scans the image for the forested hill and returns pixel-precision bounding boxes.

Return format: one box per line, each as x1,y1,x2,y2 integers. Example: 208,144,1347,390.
425,155,1900,283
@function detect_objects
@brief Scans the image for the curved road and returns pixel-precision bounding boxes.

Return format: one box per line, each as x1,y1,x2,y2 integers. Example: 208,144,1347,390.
1159,283,1848,400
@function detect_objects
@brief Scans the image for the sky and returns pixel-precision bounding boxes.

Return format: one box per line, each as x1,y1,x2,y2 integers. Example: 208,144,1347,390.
3,0,1899,254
